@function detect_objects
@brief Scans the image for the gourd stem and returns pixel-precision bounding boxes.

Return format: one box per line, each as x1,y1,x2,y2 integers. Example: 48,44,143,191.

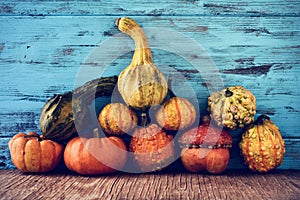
202,115,211,126
93,128,100,138
168,78,176,98
141,113,147,127
254,115,270,125
225,88,233,97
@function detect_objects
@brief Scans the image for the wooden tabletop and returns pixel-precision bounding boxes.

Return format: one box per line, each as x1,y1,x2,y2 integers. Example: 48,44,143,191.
0,169,299,200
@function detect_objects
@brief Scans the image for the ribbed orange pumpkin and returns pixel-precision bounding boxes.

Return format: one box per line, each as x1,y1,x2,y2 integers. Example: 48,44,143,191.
98,103,138,135
8,132,64,173
239,115,285,172
155,97,197,131
116,17,168,110
64,131,127,175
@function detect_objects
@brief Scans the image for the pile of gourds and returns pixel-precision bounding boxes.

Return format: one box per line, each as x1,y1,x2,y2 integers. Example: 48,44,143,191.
9,18,285,175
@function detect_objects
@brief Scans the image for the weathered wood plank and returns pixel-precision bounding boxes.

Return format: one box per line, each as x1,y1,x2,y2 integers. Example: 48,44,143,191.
0,170,299,199
0,15,299,169
0,0,299,16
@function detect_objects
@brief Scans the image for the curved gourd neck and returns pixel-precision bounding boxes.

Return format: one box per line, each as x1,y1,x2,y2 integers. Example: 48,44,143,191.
126,27,153,66
116,18,154,66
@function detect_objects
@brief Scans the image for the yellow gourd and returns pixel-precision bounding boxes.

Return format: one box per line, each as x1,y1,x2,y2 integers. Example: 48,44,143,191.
239,115,285,172
116,17,168,110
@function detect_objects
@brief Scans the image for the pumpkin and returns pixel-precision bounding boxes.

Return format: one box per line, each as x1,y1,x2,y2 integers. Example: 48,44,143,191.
40,76,118,142
179,116,233,174
155,97,197,131
207,86,256,129
116,17,168,110
64,129,127,175
8,132,64,173
239,115,285,172
98,103,138,135
129,123,175,172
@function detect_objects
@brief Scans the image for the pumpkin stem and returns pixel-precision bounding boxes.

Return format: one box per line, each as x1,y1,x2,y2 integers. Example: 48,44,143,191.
202,115,211,126
141,112,148,127
167,78,176,98
254,115,270,125
93,128,100,138
225,88,233,97
24,134,43,142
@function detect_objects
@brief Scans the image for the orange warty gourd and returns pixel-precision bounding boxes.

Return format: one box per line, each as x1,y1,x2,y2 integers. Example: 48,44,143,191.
129,123,175,172
239,115,285,172
116,17,168,110
8,132,64,173
64,129,127,175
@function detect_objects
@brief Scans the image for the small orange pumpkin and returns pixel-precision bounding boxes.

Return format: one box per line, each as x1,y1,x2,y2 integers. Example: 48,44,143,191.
179,116,233,174
155,97,197,131
8,132,64,173
98,103,138,135
64,129,127,175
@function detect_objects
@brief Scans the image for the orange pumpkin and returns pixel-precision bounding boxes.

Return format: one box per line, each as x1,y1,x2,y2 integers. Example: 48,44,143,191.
64,131,127,175
179,116,233,174
8,132,64,173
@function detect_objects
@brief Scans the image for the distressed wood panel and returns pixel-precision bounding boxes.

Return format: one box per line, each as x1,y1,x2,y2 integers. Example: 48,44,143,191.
0,0,299,16
0,1,299,171
0,16,299,136
0,170,299,199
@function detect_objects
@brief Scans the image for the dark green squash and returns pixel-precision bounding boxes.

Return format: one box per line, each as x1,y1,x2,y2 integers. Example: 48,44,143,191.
39,76,118,142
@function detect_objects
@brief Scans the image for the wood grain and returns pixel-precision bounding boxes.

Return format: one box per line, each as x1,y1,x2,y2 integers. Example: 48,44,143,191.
0,16,299,136
0,170,299,199
0,0,299,16
0,0,299,170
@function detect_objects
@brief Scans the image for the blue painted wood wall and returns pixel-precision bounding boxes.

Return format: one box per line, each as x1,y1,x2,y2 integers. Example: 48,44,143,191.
0,0,299,170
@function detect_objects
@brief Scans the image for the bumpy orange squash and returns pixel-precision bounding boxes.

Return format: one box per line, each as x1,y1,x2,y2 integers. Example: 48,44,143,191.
129,124,175,172
239,115,285,172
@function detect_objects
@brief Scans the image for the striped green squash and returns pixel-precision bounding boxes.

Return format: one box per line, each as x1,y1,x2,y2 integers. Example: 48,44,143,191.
40,76,118,143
